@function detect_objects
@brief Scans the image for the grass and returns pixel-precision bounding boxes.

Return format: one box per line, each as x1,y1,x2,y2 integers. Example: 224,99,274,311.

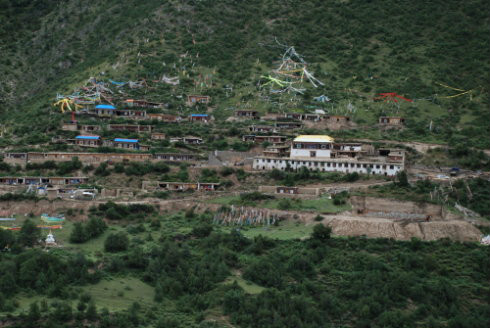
210,195,351,214
222,275,265,295
13,277,155,314
218,220,315,240
82,277,155,311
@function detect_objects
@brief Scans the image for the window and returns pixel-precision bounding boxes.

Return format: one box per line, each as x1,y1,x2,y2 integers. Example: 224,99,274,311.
390,165,394,169
321,144,326,149
310,151,316,157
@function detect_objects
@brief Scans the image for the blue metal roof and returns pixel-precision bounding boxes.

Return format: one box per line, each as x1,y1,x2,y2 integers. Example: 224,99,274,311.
76,135,100,140
114,138,138,143
190,114,208,117
95,104,116,110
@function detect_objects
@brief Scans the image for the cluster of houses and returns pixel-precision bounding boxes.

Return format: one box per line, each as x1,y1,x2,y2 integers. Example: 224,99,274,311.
234,109,405,130
2,152,199,167
85,104,213,122
0,90,408,202
0,176,88,186
67,136,150,151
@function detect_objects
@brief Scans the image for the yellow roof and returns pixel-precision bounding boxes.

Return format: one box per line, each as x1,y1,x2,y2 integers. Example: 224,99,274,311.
294,135,334,143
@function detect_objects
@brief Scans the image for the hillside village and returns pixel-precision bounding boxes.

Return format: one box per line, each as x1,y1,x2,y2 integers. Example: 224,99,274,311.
0,1,489,327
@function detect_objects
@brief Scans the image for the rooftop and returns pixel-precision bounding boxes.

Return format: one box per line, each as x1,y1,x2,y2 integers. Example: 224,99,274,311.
75,135,100,140
114,138,139,143
294,135,334,143
95,104,116,110
190,114,209,117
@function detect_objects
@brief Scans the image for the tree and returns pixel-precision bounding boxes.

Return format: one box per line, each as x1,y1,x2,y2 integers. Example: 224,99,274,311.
86,217,107,238
27,301,40,324
104,232,129,252
0,229,16,249
69,222,87,243
396,170,409,187
19,219,40,247
311,224,332,241
0,272,17,296
85,301,97,321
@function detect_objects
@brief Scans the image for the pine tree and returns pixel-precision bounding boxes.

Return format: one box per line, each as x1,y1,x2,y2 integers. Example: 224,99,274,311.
85,301,97,321
19,219,40,247
69,222,87,243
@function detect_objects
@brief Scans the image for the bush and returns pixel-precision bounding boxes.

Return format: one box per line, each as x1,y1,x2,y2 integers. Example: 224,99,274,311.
277,198,292,210
239,192,274,202
104,232,129,252
314,215,324,222
220,167,235,177
192,223,213,238
332,191,349,206
94,162,110,176
344,172,360,182
311,224,332,241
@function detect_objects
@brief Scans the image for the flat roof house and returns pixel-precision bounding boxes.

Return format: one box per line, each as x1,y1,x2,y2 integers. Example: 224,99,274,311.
147,113,180,122
151,133,166,140
108,124,152,133
189,114,210,122
379,116,405,125
113,138,140,150
235,110,260,119
114,108,147,119
95,104,116,117
187,95,210,106
274,121,303,129
249,125,276,133
75,135,102,148
291,135,334,159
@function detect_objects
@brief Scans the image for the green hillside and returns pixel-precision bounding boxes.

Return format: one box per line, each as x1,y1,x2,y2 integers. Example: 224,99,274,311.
1,0,489,148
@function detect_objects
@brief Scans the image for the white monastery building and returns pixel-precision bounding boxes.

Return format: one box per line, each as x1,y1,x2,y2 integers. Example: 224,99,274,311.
253,135,404,176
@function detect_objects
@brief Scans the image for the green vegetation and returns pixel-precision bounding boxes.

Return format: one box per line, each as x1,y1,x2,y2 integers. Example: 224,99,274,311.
1,209,490,327
211,192,351,213
267,167,374,186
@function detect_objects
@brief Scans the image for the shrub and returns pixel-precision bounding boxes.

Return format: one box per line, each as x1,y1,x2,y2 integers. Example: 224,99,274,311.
104,232,129,252
314,215,324,222
277,198,292,210
220,167,235,176
311,224,332,241
192,223,213,238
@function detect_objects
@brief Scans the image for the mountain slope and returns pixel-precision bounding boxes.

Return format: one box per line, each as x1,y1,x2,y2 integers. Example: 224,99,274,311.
0,0,489,146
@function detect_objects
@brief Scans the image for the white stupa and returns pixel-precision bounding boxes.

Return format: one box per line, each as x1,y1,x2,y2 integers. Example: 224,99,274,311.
45,230,57,246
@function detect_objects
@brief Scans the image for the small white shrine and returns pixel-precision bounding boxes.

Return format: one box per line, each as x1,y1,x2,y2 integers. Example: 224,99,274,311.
45,230,57,246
